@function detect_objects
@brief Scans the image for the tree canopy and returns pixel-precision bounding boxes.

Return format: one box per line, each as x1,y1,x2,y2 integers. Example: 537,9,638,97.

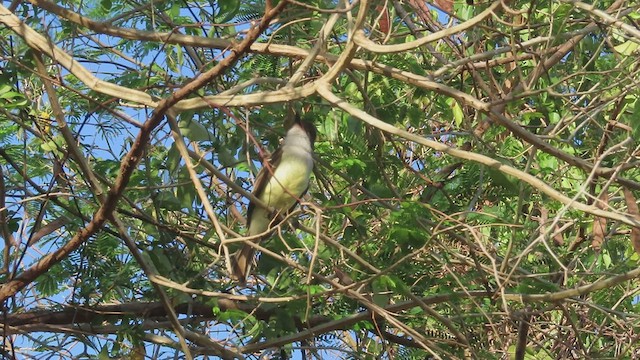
1,0,640,358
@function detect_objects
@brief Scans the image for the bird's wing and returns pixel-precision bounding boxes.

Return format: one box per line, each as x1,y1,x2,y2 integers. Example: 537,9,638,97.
246,146,282,224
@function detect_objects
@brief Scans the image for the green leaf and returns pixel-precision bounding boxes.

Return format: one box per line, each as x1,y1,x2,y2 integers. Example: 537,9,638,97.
98,345,110,360
179,117,212,142
217,0,241,23
486,166,519,195
156,190,183,211
100,0,112,11
601,251,612,269
447,98,464,127
614,41,639,56
631,99,640,140
218,146,236,167
0,90,23,99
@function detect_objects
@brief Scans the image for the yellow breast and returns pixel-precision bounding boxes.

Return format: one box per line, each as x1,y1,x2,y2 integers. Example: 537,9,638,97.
260,154,313,210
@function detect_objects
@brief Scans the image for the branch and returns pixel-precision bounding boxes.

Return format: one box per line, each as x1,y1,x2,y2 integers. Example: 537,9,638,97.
353,1,502,53
565,0,640,43
0,4,156,106
7,266,640,351
0,0,291,303
316,83,640,229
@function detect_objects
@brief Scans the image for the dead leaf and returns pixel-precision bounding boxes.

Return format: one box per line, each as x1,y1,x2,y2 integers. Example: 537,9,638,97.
623,188,640,255
434,0,454,12
553,224,564,246
591,192,608,251
376,5,390,35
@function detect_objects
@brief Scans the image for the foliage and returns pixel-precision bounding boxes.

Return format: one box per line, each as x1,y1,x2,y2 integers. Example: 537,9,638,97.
1,0,639,358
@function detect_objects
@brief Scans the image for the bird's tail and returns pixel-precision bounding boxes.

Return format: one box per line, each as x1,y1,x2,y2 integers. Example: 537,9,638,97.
230,244,256,284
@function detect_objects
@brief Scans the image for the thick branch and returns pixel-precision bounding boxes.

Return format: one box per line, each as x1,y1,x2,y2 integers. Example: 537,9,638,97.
0,0,290,303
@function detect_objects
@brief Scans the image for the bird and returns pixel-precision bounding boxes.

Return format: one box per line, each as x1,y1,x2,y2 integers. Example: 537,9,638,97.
230,116,317,283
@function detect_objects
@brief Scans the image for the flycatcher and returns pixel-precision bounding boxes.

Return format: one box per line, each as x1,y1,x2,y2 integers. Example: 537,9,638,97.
231,116,316,283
